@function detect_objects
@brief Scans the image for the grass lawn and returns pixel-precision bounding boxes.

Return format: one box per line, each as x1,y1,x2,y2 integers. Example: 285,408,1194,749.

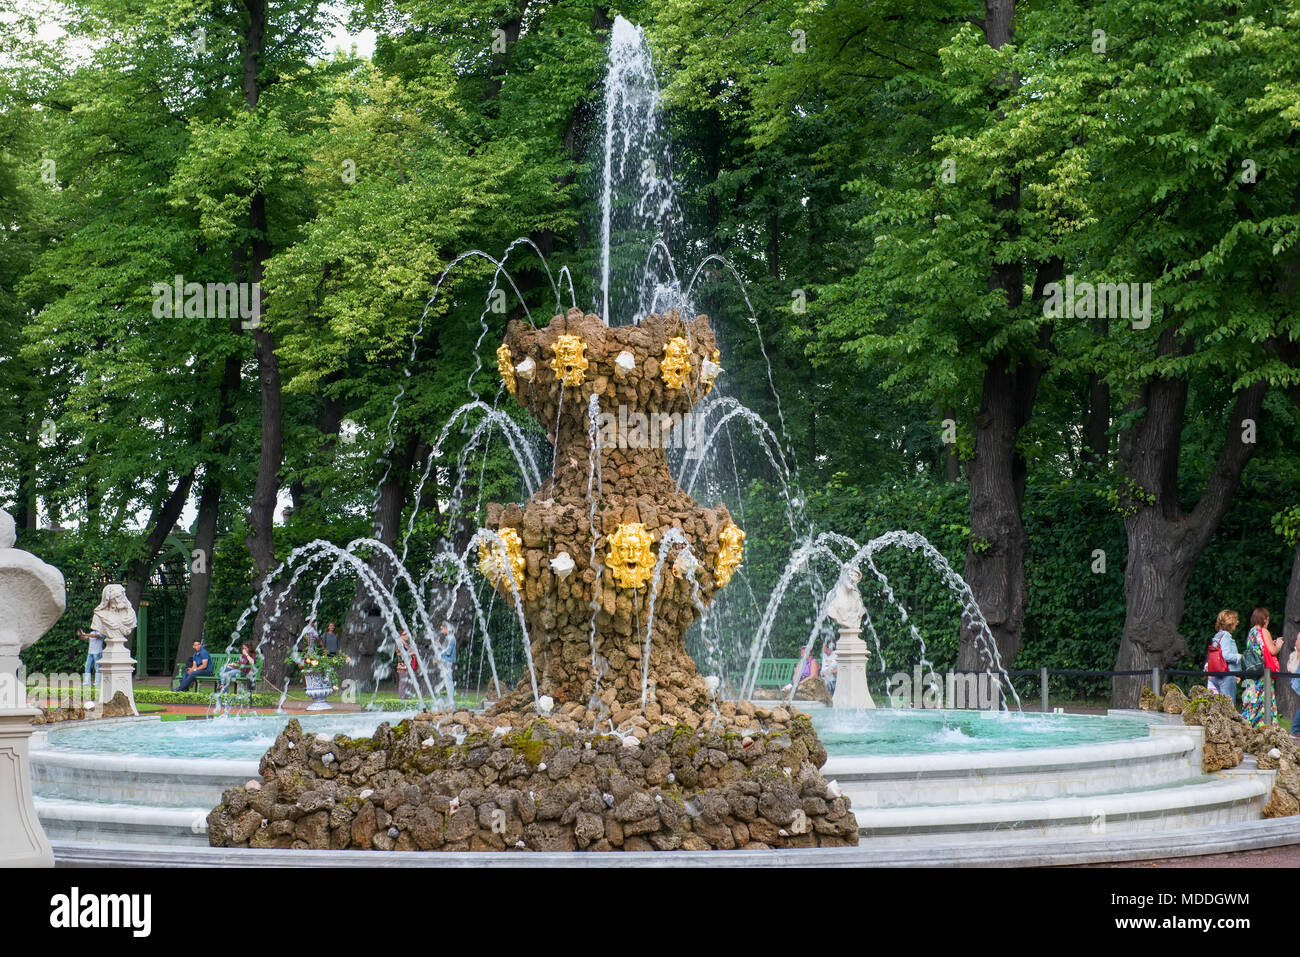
127,680,483,711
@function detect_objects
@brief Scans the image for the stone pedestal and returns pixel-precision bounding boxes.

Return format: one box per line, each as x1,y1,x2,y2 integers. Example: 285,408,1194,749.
0,508,65,867
832,627,875,710
96,635,138,715
0,709,53,866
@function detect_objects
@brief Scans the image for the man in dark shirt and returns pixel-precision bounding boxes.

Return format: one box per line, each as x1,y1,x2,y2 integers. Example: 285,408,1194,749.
176,640,213,691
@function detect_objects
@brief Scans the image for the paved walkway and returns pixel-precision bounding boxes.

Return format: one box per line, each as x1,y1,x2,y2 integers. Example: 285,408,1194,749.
1081,844,1300,868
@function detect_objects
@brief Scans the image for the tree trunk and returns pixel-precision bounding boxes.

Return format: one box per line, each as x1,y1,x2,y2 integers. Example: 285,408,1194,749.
178,474,222,662
342,437,421,688
958,356,1030,670
956,0,1041,674
176,341,243,665
940,407,960,482
123,467,197,612
238,0,301,686
15,417,37,531
957,252,1060,671
1278,541,1300,724
1082,371,1110,466
1111,332,1267,706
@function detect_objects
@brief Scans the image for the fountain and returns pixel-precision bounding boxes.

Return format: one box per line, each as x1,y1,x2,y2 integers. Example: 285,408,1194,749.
21,15,1291,864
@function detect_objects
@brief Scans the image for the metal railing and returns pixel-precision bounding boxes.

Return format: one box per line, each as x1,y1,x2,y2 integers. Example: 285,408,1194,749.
992,666,1296,716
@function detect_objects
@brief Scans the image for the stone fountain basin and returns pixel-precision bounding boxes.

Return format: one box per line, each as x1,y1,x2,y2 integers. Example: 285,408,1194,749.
29,707,1271,850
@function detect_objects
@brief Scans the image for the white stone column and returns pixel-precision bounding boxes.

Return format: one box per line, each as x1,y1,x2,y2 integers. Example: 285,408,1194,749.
826,565,875,710
832,625,875,710
96,632,139,715
0,509,65,867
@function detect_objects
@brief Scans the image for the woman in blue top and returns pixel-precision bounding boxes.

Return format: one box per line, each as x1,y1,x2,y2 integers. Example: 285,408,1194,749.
1207,610,1242,702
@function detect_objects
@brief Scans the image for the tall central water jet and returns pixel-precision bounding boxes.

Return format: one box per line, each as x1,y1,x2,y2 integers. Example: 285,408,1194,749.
599,16,678,325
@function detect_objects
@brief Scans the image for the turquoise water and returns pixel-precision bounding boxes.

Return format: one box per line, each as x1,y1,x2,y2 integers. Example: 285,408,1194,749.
811,709,1150,756
41,708,1150,762
42,712,417,761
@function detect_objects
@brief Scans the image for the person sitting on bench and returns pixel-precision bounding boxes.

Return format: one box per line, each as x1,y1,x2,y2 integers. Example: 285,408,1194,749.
176,639,213,691
219,642,257,692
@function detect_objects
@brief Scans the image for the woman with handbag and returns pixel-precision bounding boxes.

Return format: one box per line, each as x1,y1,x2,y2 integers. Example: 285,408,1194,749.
1241,607,1283,728
1205,610,1241,702
1288,636,1300,736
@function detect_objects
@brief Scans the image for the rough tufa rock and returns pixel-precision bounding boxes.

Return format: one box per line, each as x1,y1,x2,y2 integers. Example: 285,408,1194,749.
1160,682,1187,715
792,677,833,707
208,713,858,852
481,309,734,721
1177,687,1300,815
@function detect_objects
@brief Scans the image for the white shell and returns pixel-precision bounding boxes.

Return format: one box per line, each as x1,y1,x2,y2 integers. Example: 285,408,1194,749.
315,733,331,744
1270,747,1283,760
615,350,635,372
515,356,536,381
322,753,335,765
448,797,460,811
550,551,575,579
359,788,375,800
701,358,723,382
538,694,554,714
421,736,435,748
703,675,720,696
493,726,511,737
826,779,843,799
245,780,261,791
538,762,547,771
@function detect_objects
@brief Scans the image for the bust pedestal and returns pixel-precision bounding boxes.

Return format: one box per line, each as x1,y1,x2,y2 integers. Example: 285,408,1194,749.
0,509,64,867
0,706,52,866
96,635,138,715
832,626,875,710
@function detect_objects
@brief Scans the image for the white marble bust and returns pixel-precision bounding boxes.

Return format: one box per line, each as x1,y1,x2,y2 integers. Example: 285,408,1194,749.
826,565,865,631
91,583,137,642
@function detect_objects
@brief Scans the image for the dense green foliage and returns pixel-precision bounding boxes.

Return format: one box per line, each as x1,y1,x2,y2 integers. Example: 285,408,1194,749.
3,0,1299,703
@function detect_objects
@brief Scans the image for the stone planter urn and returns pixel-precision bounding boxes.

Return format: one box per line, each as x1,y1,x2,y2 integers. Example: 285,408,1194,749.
0,509,65,867
303,672,333,711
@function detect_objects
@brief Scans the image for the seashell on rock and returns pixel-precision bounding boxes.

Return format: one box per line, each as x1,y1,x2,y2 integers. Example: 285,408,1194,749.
550,551,575,579
515,356,536,381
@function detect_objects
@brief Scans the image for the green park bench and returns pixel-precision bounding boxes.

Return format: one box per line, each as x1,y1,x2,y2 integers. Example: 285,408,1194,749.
173,653,261,694
753,658,800,689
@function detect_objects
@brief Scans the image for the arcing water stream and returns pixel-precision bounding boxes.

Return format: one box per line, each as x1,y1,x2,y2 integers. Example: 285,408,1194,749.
221,16,1015,722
